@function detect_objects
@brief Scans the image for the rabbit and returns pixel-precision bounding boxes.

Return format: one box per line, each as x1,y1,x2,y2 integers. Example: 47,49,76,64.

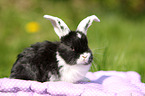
10,15,100,83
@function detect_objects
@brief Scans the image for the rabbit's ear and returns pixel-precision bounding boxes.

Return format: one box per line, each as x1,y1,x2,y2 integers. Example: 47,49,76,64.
44,15,70,38
76,15,100,35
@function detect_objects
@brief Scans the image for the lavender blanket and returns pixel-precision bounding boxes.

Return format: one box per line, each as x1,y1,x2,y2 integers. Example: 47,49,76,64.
0,71,145,96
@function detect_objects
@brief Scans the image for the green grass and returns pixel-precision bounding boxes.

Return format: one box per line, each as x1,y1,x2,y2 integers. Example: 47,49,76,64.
0,0,145,82
90,15,145,82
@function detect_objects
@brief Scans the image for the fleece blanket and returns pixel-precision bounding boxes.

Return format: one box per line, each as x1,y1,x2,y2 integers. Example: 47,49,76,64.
0,71,145,96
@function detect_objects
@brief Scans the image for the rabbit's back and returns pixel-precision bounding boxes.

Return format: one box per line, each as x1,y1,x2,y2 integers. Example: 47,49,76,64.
10,41,60,82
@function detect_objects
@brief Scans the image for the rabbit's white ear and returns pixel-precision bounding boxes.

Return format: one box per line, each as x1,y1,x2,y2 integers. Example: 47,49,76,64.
44,15,70,38
76,15,100,35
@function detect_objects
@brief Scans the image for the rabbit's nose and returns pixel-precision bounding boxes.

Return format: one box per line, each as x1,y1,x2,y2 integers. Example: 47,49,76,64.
82,56,87,58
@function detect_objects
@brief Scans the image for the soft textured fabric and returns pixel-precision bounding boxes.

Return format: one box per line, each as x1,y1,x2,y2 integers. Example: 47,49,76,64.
0,71,145,96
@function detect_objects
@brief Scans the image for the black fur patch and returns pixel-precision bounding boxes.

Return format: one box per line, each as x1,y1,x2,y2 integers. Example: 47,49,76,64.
58,20,64,30
61,31,89,53
10,41,60,82
85,20,90,31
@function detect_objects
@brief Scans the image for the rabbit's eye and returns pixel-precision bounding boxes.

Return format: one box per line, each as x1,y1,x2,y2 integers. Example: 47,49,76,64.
72,48,75,51
71,47,75,51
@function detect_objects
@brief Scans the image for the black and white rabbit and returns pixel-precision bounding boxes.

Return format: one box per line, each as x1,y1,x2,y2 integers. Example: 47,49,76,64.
10,15,100,83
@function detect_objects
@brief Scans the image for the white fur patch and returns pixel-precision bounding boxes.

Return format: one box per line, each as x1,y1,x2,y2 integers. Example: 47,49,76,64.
76,52,91,65
77,33,82,38
76,15,100,35
48,72,60,81
44,15,70,38
56,52,91,83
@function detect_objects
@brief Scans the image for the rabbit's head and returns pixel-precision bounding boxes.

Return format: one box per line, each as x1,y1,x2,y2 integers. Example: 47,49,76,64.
44,15,100,66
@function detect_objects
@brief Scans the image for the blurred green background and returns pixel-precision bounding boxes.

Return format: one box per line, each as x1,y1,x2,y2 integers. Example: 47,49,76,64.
0,0,145,82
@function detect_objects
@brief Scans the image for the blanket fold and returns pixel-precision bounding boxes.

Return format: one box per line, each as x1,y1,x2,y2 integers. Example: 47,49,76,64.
0,71,145,96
